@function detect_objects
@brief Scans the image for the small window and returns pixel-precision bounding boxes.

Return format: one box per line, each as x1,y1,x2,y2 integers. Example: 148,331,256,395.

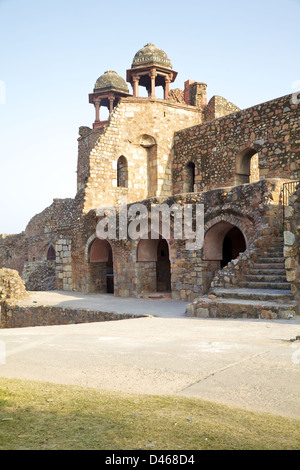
117,156,128,188
235,148,259,185
185,161,195,192
47,245,56,261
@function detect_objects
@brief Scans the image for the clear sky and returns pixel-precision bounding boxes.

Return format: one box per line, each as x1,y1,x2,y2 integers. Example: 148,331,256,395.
0,0,299,234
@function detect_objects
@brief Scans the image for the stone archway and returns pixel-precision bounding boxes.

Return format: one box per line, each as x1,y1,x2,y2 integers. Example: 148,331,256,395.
235,147,259,185
203,221,247,267
88,238,114,294
156,239,171,292
136,237,171,295
139,134,157,198
46,245,56,261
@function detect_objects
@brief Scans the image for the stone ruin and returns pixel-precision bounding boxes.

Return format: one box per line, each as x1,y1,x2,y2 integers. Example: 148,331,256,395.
0,43,299,319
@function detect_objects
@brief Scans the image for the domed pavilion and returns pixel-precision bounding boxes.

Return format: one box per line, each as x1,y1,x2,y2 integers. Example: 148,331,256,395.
126,43,177,99
89,70,130,128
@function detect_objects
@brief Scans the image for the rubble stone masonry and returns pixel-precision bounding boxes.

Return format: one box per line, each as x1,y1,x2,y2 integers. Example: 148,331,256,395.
173,93,300,194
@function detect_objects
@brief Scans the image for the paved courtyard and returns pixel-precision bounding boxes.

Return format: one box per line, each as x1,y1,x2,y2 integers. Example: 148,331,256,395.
0,291,299,419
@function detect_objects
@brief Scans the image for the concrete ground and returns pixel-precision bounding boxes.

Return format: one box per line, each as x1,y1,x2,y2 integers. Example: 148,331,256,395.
0,291,300,419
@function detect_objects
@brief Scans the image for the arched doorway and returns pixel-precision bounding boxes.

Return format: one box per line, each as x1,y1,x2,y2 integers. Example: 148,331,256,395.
136,237,171,294
156,239,171,292
221,226,246,268
204,221,247,267
88,238,114,294
139,134,157,198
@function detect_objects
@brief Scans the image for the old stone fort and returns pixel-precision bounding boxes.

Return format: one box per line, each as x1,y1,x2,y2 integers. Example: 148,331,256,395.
1,43,299,322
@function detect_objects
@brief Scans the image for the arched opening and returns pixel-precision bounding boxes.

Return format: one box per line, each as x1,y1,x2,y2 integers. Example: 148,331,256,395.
139,134,157,198
117,156,128,188
46,245,56,261
235,148,259,185
88,238,114,294
221,226,246,268
204,221,246,267
184,161,196,192
156,239,171,292
136,237,171,295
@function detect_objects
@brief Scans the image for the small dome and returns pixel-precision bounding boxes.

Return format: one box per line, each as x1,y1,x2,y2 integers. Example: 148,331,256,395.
94,70,129,93
131,43,172,69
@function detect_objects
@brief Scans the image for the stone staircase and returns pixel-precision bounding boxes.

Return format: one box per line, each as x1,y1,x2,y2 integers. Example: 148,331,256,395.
186,236,298,319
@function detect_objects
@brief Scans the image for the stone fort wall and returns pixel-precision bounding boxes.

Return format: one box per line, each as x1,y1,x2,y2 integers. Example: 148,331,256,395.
173,92,300,194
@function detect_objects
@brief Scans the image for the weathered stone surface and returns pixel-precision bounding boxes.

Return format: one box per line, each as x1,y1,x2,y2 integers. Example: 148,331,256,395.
0,268,28,302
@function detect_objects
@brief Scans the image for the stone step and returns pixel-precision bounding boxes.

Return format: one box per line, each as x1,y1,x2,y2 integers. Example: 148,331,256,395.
272,238,284,243
267,243,284,249
252,263,285,269
213,288,293,303
264,249,284,256
239,281,291,290
244,274,287,282
259,257,285,263
187,295,297,319
268,242,284,248
249,268,286,275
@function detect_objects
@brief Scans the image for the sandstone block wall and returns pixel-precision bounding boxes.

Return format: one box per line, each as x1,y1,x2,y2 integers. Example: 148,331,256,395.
80,97,201,213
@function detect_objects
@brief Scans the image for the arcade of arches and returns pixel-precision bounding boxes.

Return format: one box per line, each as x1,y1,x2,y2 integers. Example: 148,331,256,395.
87,221,246,297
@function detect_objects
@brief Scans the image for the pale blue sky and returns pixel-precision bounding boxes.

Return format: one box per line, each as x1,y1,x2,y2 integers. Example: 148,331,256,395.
0,0,299,233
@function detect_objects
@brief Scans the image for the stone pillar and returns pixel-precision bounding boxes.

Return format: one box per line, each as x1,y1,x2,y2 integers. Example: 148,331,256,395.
132,76,139,97
108,93,114,114
164,77,171,100
150,69,156,98
95,99,101,123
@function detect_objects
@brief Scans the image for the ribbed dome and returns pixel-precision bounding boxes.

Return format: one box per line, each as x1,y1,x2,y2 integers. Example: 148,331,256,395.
94,70,129,93
131,43,172,69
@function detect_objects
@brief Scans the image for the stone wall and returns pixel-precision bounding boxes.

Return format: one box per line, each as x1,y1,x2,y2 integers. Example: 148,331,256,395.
173,92,300,194
22,260,56,291
80,179,283,301
0,233,28,275
0,302,142,329
203,95,240,122
81,97,201,214
284,184,300,305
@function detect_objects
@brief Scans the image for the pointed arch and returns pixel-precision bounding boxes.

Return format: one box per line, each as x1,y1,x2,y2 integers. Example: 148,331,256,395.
46,244,56,261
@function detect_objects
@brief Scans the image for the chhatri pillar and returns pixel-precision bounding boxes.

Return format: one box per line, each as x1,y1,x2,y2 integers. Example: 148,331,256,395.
126,43,177,100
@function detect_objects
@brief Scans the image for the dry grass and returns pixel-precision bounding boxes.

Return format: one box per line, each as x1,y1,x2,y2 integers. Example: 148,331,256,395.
0,377,299,450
